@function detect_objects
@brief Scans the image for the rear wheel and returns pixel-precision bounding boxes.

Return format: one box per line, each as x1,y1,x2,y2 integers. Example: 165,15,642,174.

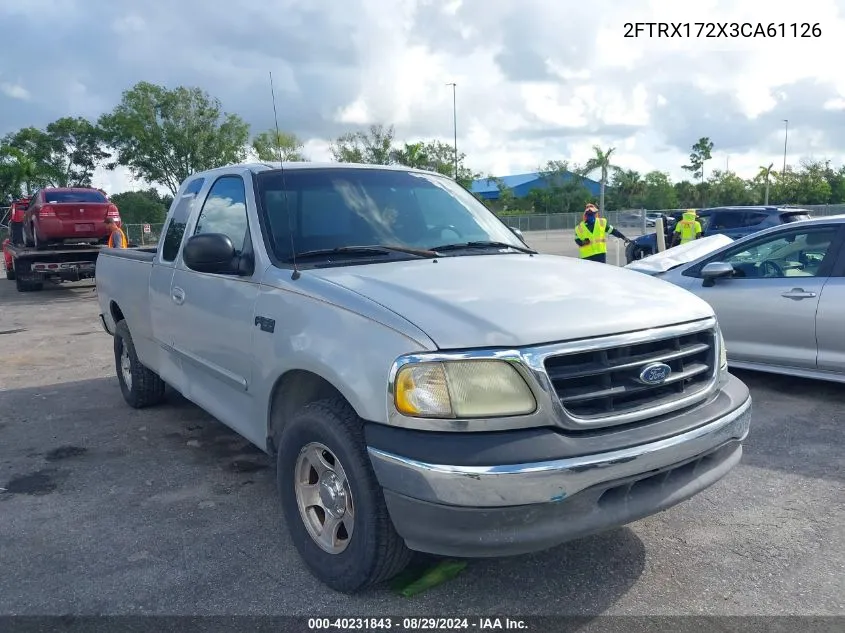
5,262,14,281
277,398,412,593
114,320,166,408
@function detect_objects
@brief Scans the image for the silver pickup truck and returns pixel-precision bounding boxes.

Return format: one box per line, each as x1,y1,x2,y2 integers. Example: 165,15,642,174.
96,162,752,593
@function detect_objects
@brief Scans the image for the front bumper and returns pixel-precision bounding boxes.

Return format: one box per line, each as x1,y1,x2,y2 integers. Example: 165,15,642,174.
368,373,751,557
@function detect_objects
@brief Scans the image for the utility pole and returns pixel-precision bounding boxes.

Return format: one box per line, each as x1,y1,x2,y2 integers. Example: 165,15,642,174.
782,119,789,178
446,82,458,179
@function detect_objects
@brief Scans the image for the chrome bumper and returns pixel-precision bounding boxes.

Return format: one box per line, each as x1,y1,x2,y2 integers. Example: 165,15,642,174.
368,394,752,508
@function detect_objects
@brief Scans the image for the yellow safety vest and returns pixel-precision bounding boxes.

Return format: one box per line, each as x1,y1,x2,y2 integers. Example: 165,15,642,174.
675,213,701,245
575,218,608,258
108,228,128,248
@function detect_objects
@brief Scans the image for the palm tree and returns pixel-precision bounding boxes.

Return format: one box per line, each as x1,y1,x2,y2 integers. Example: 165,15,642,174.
581,146,617,214
757,163,774,205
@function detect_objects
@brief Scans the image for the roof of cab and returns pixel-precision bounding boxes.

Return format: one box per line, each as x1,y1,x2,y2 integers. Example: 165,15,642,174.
188,161,445,180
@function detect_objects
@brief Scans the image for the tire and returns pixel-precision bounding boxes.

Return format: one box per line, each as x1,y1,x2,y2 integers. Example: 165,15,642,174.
113,320,166,408
10,221,23,246
24,226,34,248
5,265,14,281
277,397,412,593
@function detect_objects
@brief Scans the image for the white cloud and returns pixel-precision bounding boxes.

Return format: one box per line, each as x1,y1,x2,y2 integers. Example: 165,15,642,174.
1,83,30,101
2,0,845,194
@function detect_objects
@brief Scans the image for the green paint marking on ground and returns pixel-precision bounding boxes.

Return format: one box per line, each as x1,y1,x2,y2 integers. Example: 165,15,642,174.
391,559,468,597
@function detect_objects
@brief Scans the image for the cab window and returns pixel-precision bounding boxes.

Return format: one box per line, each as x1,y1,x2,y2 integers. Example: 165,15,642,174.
193,176,250,253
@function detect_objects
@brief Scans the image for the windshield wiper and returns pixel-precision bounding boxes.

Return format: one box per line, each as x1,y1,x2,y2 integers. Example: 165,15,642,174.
288,245,437,262
430,241,537,255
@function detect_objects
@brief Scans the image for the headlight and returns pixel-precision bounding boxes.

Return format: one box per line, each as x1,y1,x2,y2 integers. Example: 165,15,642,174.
393,359,537,419
718,329,728,370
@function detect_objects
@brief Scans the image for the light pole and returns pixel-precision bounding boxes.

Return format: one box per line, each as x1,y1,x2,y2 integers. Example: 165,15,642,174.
446,82,457,179
782,119,789,178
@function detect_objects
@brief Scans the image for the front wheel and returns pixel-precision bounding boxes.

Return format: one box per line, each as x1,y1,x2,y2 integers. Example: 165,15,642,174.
113,320,166,408
277,398,412,593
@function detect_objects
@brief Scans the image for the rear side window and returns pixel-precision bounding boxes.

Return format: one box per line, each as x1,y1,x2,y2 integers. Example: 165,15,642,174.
161,196,197,262
781,212,811,223
743,212,769,227
184,178,205,196
44,190,107,203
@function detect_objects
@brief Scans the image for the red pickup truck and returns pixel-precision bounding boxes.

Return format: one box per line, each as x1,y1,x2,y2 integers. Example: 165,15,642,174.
7,197,29,245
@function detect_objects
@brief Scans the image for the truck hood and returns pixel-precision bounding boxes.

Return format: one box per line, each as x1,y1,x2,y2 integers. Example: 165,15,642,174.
625,234,734,276
308,253,715,349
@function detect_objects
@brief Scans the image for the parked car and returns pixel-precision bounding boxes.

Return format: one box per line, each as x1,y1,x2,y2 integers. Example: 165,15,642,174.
96,162,752,593
625,215,845,383
626,206,813,263
23,188,121,249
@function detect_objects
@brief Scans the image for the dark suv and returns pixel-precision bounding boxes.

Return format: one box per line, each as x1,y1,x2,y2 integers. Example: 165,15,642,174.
625,206,812,263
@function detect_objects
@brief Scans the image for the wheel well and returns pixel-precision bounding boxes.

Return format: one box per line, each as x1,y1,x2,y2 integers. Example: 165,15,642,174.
110,301,125,325
267,370,347,454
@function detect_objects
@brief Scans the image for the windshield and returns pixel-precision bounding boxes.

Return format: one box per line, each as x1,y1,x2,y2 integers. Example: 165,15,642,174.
44,190,108,204
255,168,526,263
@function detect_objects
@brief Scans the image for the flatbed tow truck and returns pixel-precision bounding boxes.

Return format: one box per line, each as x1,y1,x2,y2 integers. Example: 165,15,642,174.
2,239,150,293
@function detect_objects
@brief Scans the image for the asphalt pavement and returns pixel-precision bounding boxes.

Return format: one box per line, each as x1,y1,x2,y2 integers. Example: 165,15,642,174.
0,243,842,617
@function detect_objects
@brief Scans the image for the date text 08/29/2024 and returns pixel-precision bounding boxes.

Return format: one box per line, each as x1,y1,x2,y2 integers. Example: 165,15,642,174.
623,22,822,38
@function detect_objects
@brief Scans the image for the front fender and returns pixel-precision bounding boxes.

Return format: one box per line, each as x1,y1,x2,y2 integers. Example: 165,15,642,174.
250,284,435,428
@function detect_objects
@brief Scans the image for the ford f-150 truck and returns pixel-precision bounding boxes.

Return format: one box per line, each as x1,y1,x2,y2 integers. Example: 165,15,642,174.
95,162,753,593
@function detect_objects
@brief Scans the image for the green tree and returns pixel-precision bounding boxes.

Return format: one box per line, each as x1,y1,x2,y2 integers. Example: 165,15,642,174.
252,129,307,162
641,171,679,210
396,140,477,188
0,144,41,199
794,159,832,204
43,117,109,186
609,169,644,209
98,81,251,195
330,124,395,164
707,170,755,206
673,180,697,208
580,146,617,214
110,188,172,225
681,137,714,182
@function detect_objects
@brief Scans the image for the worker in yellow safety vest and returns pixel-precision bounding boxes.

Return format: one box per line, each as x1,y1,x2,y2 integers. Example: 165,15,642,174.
105,218,128,248
573,204,632,263
672,209,703,247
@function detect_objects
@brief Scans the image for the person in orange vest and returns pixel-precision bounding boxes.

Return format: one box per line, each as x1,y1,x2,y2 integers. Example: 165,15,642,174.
573,203,632,263
105,218,128,248
671,209,703,247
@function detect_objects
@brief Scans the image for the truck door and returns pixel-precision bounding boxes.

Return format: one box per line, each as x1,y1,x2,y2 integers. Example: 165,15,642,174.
168,174,261,443
694,225,840,369
149,178,205,391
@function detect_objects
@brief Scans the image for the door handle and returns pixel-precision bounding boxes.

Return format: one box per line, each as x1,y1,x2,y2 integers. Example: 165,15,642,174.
171,287,186,305
781,288,816,300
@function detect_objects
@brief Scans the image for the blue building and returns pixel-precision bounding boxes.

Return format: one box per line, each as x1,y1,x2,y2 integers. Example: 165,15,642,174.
470,171,602,201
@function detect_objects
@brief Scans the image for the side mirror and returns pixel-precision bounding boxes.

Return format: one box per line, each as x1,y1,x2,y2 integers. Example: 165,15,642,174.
183,233,239,274
701,261,734,287
509,226,526,243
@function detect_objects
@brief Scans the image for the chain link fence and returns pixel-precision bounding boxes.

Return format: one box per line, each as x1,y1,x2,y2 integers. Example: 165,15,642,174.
123,223,165,246
497,204,845,234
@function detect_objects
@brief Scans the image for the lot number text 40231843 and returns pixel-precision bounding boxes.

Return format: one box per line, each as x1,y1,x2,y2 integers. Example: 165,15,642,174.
623,22,822,38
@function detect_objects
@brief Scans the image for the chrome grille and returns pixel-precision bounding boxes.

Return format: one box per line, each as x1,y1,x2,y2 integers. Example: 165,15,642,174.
544,327,717,421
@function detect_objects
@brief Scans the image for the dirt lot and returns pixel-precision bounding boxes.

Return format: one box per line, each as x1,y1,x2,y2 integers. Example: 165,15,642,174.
0,244,843,617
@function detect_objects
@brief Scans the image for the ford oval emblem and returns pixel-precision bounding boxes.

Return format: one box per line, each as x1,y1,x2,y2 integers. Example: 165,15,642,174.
639,362,672,385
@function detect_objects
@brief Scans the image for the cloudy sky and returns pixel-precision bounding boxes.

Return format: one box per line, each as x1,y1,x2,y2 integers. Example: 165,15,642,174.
2,0,844,194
